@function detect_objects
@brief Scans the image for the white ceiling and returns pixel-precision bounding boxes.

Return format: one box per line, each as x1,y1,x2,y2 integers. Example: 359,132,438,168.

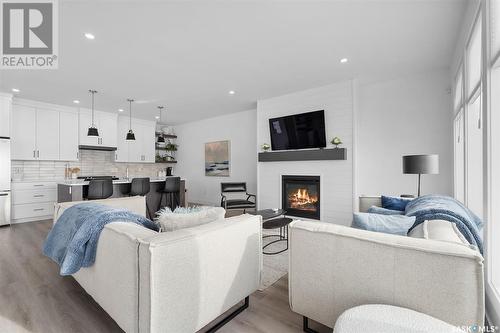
0,0,466,124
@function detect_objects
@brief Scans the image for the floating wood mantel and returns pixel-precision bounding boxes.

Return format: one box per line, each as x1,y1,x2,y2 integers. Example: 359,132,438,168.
258,148,346,162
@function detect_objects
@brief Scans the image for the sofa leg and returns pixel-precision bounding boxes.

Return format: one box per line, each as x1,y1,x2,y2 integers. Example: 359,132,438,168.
206,296,249,332
303,316,319,333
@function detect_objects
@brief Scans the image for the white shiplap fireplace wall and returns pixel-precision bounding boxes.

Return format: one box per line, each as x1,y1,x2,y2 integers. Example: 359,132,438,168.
257,81,354,226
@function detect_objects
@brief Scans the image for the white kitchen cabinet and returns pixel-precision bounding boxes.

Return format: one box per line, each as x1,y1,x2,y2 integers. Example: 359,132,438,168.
0,95,12,138
128,123,143,163
78,111,99,146
12,102,79,161
11,181,56,223
35,108,60,160
116,118,155,163
78,109,117,148
98,111,117,147
11,104,36,160
115,116,130,162
59,111,79,161
142,122,156,163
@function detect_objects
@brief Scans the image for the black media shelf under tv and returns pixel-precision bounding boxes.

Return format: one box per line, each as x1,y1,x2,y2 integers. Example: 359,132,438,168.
258,148,346,162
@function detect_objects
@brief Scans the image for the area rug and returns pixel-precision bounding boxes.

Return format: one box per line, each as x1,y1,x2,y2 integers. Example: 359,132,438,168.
259,231,289,291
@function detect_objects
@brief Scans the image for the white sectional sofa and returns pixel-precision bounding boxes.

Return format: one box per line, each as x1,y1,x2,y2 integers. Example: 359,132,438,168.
288,196,484,331
53,196,262,333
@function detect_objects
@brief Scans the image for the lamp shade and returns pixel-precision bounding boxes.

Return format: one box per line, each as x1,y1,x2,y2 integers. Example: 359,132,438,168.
126,130,135,141
87,126,99,137
402,154,439,174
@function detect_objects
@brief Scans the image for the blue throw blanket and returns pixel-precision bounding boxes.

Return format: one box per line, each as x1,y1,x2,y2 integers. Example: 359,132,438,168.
405,195,483,253
43,203,159,275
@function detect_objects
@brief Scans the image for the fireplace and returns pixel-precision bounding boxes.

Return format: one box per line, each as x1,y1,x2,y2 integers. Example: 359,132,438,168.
282,175,320,220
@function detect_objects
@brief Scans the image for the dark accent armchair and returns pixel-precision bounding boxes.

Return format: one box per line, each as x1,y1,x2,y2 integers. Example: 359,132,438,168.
220,182,256,213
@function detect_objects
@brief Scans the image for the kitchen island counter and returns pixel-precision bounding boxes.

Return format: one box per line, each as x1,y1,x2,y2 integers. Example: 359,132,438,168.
57,177,186,214
57,176,183,186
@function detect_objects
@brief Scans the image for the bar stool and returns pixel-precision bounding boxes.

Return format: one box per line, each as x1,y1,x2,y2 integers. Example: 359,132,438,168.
129,177,152,218
87,179,113,200
158,177,180,211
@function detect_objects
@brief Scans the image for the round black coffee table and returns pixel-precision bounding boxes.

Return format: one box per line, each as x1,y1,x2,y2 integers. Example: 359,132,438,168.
262,217,293,255
248,209,285,221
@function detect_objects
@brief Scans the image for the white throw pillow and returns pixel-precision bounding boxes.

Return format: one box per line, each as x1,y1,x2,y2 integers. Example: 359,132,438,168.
156,206,226,232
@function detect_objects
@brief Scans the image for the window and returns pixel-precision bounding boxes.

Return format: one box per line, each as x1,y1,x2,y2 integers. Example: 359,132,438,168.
467,16,482,98
491,0,500,60
453,110,465,203
489,0,500,309
454,69,463,111
465,93,483,219
490,65,500,309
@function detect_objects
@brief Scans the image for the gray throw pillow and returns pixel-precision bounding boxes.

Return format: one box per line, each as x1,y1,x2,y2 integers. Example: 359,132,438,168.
352,212,416,236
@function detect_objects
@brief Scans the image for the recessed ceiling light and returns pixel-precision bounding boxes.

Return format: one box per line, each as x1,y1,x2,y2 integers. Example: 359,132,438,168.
11,88,20,93
155,116,160,119
228,90,235,95
84,33,95,40
118,108,124,112
73,100,80,104
340,58,348,63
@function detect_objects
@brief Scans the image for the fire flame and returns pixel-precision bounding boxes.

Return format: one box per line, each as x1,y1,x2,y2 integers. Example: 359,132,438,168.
288,188,318,211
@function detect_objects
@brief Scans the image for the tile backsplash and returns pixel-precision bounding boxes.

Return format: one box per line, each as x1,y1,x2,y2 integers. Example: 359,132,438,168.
12,150,172,181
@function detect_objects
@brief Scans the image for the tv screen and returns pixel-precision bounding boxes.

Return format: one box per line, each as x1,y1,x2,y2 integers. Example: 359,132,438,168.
269,110,326,150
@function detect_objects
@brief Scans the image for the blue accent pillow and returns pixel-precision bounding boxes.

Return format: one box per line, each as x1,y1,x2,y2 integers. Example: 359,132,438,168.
381,196,412,211
367,206,405,215
352,213,416,236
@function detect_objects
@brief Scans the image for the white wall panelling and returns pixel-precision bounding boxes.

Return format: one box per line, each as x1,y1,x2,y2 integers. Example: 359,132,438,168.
257,81,354,226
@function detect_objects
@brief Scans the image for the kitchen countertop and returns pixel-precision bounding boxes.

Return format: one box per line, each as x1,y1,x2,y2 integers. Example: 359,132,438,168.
57,176,184,186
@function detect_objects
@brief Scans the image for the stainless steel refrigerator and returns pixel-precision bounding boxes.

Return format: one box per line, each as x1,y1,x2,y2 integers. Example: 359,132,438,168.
0,138,11,226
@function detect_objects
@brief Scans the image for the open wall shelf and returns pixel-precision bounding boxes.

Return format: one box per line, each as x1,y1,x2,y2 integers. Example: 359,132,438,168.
258,148,346,162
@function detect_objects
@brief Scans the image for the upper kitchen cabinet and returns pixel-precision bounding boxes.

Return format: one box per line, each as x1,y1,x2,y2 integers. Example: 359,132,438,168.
116,117,155,163
11,100,78,161
115,116,130,162
11,104,37,160
78,109,117,148
0,94,12,138
98,111,118,147
59,111,79,161
35,108,60,160
78,111,98,147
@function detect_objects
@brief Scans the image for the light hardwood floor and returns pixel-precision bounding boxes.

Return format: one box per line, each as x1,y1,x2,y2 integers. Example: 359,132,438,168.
0,220,331,333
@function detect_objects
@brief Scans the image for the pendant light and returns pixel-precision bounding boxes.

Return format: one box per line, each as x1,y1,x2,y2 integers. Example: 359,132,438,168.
157,106,165,143
126,98,136,141
87,89,99,137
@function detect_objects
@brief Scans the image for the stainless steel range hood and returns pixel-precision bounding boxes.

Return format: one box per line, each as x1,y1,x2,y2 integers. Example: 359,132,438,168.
78,145,117,151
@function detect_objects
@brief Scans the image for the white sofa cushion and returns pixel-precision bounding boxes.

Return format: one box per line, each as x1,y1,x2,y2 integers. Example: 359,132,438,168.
156,206,226,232
334,304,465,333
408,220,470,247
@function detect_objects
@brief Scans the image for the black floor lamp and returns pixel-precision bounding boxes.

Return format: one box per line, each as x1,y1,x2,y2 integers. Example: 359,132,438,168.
402,154,439,197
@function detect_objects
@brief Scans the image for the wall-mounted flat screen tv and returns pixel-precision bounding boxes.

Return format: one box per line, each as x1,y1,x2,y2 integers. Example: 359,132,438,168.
269,110,326,150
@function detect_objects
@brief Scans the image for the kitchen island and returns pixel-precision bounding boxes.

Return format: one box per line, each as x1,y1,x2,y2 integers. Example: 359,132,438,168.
57,177,186,215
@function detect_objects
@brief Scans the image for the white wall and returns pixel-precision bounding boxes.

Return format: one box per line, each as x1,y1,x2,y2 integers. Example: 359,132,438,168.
257,81,354,225
175,109,257,205
357,69,453,197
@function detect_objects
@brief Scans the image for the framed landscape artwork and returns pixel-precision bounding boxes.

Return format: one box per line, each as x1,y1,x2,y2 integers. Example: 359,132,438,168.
205,140,230,176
